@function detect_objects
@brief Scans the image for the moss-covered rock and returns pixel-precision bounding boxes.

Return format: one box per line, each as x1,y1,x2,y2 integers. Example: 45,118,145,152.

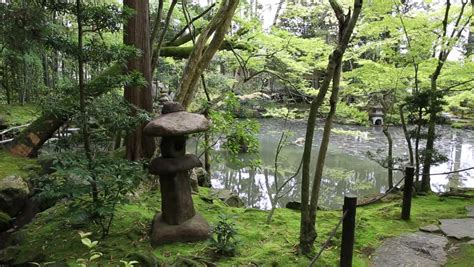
0,175,30,216
210,189,244,207
0,211,12,232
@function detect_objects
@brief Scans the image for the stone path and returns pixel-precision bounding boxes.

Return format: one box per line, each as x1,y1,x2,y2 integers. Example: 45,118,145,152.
372,205,474,267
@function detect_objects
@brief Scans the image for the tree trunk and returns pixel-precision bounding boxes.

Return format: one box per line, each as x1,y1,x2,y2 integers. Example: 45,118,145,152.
175,0,239,108
4,64,11,105
41,51,51,88
383,126,394,189
421,0,469,192
123,0,155,160
7,65,124,157
467,0,474,56
414,108,422,185
7,3,247,158
77,0,98,203
421,106,436,192
399,105,414,165
306,61,342,250
272,0,285,26
299,0,362,254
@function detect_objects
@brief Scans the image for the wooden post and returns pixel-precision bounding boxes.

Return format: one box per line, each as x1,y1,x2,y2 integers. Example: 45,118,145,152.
401,166,415,220
340,195,357,267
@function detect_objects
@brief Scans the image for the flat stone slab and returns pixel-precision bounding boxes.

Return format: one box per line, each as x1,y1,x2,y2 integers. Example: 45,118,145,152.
467,205,474,218
144,112,210,137
420,224,441,233
439,218,474,240
372,232,448,267
150,213,210,246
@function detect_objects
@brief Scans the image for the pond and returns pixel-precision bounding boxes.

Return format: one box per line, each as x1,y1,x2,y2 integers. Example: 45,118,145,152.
206,119,474,210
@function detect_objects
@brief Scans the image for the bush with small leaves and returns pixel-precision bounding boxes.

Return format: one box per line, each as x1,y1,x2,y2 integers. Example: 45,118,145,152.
210,214,238,257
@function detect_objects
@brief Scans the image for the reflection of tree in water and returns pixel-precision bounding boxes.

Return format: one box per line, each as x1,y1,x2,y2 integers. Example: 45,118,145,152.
448,132,463,189
208,120,474,209
212,161,268,209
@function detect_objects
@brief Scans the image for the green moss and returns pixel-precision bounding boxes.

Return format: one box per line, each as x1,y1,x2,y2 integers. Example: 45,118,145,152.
0,151,36,179
0,211,12,231
2,188,473,266
451,120,474,129
445,243,474,266
0,104,39,126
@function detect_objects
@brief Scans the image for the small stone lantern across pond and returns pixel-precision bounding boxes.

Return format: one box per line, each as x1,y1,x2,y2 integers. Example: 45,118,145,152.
144,102,210,246
368,105,384,126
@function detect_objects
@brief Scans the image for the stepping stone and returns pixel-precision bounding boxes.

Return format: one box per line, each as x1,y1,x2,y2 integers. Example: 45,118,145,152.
467,205,474,218
439,218,474,240
420,224,441,233
372,232,448,267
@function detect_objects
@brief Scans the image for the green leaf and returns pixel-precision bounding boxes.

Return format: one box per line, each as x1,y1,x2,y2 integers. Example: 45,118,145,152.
81,238,93,248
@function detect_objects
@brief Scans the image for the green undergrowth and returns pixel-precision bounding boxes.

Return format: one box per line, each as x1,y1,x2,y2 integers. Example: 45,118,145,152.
451,119,474,129
0,150,36,179
446,243,474,266
0,104,39,126
1,189,473,266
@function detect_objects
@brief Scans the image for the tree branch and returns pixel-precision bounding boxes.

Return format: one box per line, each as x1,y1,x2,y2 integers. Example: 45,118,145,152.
168,3,216,45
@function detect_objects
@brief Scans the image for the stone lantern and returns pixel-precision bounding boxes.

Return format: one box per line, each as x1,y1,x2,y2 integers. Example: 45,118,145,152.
144,102,211,246
368,104,384,126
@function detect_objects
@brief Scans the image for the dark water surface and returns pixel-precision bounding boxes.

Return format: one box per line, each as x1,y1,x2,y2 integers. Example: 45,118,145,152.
206,119,474,210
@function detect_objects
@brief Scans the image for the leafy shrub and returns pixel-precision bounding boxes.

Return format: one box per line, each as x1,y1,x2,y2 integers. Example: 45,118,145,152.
210,214,238,256
204,92,261,168
35,152,145,237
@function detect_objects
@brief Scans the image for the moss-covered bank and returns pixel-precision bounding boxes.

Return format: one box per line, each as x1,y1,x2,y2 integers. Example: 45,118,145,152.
1,187,473,266
0,150,36,179
0,104,38,126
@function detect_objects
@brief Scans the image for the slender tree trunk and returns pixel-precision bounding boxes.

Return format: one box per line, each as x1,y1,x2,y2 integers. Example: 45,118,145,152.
307,61,342,244
272,0,285,26
414,108,422,184
399,105,414,165
299,0,362,254
421,78,438,192
41,51,51,88
5,65,11,105
383,126,394,189
77,0,98,202
467,0,474,56
123,0,155,160
421,0,469,192
421,107,436,192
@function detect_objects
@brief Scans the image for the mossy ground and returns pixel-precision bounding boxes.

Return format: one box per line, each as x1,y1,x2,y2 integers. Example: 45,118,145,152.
446,243,474,267
0,104,38,126
0,150,36,179
1,187,473,266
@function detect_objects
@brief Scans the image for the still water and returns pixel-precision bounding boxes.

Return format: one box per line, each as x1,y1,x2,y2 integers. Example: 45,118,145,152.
206,119,474,210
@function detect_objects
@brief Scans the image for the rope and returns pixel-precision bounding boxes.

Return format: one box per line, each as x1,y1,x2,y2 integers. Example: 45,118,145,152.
417,166,474,176
356,175,406,207
306,165,473,265
308,210,348,267
0,123,30,136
